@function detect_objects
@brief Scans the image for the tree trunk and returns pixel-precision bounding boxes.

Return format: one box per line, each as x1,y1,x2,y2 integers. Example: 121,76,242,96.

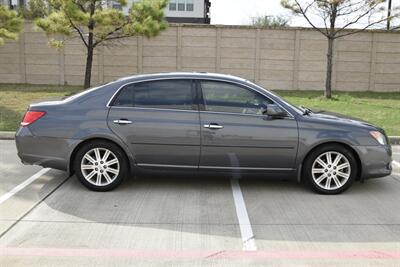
325,37,334,99
84,2,95,89
84,33,94,89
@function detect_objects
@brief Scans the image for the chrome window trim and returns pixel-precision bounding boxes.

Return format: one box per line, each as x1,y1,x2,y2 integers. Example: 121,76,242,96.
110,106,294,119
106,76,295,118
199,110,295,119
109,106,199,113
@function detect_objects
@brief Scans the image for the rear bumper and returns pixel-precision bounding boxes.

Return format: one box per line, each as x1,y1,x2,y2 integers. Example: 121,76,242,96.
15,127,80,172
353,144,392,180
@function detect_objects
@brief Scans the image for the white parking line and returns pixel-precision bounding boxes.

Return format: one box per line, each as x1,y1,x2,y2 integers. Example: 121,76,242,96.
0,168,50,205
230,178,257,251
393,160,400,168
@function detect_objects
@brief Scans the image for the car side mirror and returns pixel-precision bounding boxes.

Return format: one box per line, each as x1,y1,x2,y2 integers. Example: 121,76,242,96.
263,104,287,119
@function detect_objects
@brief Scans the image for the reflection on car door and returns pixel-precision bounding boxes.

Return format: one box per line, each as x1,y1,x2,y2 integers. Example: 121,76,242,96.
108,79,201,168
198,80,298,171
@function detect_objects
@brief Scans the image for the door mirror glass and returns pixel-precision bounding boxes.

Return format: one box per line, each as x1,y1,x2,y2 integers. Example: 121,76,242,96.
263,104,287,118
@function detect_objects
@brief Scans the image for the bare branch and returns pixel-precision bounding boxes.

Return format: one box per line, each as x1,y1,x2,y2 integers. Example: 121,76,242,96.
293,0,329,37
335,17,390,39
334,7,382,36
336,2,366,17
336,0,365,16
320,9,330,36
391,24,400,31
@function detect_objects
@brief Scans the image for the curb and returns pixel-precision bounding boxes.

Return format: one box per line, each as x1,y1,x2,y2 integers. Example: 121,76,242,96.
391,136,400,145
1,131,400,145
0,131,15,140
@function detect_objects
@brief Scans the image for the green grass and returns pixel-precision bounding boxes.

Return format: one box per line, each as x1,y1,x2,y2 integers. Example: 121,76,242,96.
0,84,82,131
0,84,399,135
275,90,400,136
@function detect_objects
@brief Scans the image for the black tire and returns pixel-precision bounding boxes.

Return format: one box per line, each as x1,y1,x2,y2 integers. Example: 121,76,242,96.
74,140,128,191
302,144,358,194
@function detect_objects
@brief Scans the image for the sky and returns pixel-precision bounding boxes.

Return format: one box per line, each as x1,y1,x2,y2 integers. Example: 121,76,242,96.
210,0,398,28
210,0,292,25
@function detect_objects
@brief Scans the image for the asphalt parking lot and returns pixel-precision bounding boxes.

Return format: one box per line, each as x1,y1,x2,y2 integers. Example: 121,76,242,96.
1,139,400,267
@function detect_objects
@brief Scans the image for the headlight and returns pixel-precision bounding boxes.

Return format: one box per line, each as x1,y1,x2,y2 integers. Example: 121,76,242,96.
370,131,387,145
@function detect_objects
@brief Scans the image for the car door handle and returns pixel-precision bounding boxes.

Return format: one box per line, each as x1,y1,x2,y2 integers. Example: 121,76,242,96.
113,119,132,125
204,123,224,129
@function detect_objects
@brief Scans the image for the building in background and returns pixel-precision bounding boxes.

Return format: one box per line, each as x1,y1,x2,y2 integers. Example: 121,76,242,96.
166,0,210,23
2,0,211,24
1,0,24,9
113,0,211,24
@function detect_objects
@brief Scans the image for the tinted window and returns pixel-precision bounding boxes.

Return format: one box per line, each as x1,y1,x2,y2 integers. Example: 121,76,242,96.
113,84,134,107
112,80,194,110
201,81,272,115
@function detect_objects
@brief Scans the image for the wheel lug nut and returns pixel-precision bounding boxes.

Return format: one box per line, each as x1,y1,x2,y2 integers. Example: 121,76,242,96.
95,163,98,165
95,168,98,171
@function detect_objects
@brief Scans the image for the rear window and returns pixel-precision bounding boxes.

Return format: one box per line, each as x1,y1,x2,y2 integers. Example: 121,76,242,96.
112,79,195,111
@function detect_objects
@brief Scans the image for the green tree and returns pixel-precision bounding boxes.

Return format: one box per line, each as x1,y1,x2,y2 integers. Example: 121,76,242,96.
281,0,394,99
19,0,50,19
0,4,24,46
250,15,289,27
35,0,167,88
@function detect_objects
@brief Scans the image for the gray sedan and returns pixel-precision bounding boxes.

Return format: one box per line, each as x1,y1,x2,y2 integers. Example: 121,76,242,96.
15,73,392,194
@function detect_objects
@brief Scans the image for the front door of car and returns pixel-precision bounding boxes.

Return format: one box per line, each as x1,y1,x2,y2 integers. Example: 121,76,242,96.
108,79,201,168
198,80,298,172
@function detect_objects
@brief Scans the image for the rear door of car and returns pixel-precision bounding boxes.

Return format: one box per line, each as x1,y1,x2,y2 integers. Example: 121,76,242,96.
107,78,201,169
197,79,298,172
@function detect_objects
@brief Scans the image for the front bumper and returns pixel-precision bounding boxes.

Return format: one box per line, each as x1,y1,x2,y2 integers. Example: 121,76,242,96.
15,127,80,172
353,144,392,180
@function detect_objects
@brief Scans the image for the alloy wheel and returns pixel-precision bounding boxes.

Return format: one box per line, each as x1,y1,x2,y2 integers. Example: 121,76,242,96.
80,148,120,186
311,151,351,190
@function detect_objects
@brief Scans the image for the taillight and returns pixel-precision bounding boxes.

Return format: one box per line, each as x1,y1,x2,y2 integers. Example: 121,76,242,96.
21,111,46,127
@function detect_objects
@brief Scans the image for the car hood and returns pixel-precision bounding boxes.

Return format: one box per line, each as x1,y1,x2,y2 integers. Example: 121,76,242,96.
306,110,379,130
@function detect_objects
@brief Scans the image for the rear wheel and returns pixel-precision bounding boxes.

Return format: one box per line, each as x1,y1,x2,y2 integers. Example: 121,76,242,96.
74,141,128,191
303,144,357,194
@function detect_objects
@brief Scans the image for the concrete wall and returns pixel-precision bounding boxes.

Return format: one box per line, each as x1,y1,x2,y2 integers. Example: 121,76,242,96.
0,23,400,91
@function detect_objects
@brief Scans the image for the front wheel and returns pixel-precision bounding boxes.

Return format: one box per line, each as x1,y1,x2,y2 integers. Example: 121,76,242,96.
74,141,128,191
303,145,358,194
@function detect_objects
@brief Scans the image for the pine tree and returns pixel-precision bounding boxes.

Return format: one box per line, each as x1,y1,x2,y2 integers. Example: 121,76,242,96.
0,5,24,46
36,0,167,88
